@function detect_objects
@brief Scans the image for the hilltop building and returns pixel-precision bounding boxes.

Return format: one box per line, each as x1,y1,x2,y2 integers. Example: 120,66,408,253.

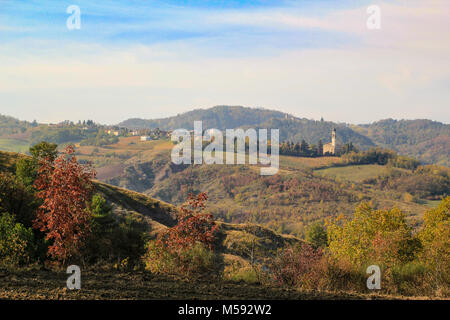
323,128,341,155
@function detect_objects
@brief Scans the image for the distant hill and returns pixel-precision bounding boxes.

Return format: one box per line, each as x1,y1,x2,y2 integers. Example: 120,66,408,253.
120,106,449,165
119,105,287,130
119,105,376,149
354,119,450,166
1,106,449,166
0,114,34,136
247,118,375,150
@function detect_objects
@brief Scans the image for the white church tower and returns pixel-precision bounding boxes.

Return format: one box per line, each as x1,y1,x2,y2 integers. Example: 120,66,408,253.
323,128,338,155
331,128,336,147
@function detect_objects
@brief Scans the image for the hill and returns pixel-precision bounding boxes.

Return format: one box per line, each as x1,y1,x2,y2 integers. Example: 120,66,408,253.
354,119,450,166
1,107,448,166
247,117,375,150
119,106,449,165
119,105,376,149
119,105,288,130
0,114,34,136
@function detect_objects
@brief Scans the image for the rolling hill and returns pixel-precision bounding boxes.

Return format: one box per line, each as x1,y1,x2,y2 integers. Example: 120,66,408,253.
119,105,449,165
354,119,450,166
1,106,448,165
119,105,287,131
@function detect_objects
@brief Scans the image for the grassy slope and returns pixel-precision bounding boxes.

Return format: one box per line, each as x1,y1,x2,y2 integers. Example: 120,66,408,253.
314,164,390,183
94,180,304,257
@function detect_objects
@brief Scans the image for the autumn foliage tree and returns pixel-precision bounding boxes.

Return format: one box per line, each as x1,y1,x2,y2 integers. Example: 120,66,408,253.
326,203,419,268
33,145,96,262
160,192,218,250
418,196,449,289
145,192,220,277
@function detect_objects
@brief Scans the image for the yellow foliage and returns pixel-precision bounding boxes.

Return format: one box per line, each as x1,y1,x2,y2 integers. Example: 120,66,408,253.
327,202,417,268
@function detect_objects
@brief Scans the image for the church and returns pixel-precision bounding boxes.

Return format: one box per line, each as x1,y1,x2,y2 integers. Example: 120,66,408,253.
323,128,341,155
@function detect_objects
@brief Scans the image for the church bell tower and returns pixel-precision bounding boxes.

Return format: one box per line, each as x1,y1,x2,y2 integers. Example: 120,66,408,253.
332,128,336,147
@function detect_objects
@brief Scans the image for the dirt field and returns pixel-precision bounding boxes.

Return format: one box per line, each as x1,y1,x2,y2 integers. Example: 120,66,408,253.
0,268,389,300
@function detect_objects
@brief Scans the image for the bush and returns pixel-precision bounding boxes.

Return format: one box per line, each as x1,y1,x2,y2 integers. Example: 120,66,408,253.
144,193,221,279
0,172,38,228
83,194,148,267
144,241,220,279
15,157,37,186
305,221,327,248
320,257,367,293
269,243,323,289
226,266,259,284
390,262,433,296
0,212,36,266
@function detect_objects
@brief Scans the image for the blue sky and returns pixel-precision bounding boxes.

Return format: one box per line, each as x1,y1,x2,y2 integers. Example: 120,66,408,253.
0,0,449,124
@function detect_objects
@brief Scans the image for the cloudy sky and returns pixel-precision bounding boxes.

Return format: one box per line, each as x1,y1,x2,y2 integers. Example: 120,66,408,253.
0,0,449,124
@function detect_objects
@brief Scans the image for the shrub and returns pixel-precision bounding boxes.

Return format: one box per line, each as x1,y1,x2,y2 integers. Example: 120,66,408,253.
269,243,323,289
145,241,220,279
226,266,259,284
144,192,221,279
160,193,218,251
0,212,36,266
0,172,38,228
390,262,433,296
305,221,327,248
83,194,147,267
319,257,367,293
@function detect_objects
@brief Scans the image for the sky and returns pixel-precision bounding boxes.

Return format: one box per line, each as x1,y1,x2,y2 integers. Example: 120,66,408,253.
0,0,449,124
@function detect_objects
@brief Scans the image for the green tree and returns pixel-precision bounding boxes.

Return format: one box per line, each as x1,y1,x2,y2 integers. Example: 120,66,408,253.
317,139,323,156
83,194,147,265
300,140,309,154
306,221,327,248
0,172,37,228
0,212,36,266
29,141,58,161
15,157,37,186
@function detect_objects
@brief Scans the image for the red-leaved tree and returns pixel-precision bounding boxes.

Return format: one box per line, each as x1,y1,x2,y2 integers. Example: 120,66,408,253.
159,192,218,250
33,145,96,262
